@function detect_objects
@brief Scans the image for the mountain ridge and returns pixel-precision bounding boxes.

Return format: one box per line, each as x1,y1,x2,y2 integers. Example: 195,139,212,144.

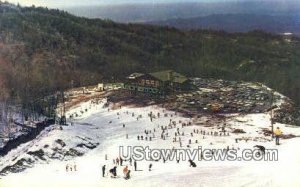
146,14,300,36
65,1,300,23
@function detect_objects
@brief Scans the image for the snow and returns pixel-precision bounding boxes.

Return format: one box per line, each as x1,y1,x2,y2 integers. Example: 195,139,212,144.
1,98,300,187
0,104,48,148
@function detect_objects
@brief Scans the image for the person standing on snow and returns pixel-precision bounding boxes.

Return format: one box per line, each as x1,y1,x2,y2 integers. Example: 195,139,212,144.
274,127,282,145
73,162,77,171
123,165,129,177
109,166,117,178
134,160,137,171
124,170,131,180
102,165,106,177
120,157,123,166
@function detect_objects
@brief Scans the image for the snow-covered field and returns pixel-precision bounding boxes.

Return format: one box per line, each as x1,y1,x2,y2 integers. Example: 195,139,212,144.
1,98,300,187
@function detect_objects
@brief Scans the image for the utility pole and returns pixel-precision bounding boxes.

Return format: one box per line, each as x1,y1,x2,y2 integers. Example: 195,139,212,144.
59,90,66,126
270,90,276,138
62,90,66,125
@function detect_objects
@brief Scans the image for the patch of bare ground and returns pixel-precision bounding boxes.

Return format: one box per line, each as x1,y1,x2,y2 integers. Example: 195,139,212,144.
280,134,299,139
106,90,227,127
64,91,106,111
107,90,206,118
261,128,299,139
107,89,171,108
232,129,246,133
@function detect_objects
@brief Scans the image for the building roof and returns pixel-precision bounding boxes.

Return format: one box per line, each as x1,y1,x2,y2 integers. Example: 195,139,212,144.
126,70,189,84
127,72,145,79
149,70,188,83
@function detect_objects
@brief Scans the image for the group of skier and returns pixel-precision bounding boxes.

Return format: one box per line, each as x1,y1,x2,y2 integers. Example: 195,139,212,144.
65,163,77,172
99,105,284,182
102,158,140,180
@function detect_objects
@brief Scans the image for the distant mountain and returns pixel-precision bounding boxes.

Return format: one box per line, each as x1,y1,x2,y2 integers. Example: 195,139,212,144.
147,14,300,36
65,1,300,23
65,1,300,36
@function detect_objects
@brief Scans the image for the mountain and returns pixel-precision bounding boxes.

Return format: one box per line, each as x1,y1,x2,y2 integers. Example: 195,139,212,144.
0,2,300,109
65,1,300,36
147,14,300,36
65,1,300,23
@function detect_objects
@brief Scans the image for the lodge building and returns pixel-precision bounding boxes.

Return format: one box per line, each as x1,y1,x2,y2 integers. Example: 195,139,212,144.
124,70,191,95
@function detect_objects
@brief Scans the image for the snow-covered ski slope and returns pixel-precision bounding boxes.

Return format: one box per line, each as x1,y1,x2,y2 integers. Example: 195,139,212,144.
1,98,300,187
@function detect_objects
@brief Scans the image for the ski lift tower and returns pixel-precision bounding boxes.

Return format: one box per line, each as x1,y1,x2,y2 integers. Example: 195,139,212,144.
59,91,66,126
267,90,278,138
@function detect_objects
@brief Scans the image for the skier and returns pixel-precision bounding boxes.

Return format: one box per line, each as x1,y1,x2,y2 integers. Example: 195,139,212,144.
188,160,197,167
129,157,132,166
134,160,137,171
116,157,120,165
149,163,152,171
102,165,106,177
124,170,131,180
109,166,117,178
120,157,123,166
123,166,129,177
274,127,282,145
73,162,77,171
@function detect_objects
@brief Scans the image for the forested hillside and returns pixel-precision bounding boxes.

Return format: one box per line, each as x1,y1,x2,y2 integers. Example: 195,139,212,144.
0,2,300,112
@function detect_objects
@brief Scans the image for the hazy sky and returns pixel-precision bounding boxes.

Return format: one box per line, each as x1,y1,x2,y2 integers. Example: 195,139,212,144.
6,0,243,8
